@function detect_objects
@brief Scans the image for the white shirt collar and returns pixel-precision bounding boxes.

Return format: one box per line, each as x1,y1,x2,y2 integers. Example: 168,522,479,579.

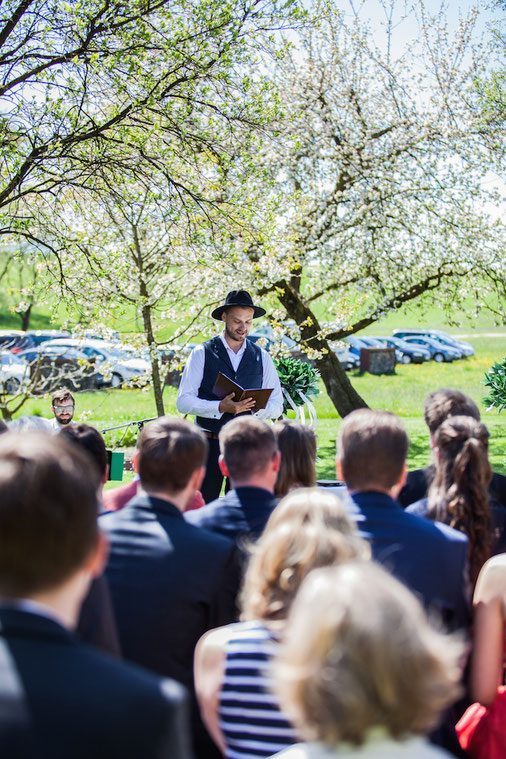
219,332,247,358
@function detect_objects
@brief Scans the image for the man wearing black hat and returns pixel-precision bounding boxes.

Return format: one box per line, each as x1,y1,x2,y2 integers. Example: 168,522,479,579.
177,290,283,502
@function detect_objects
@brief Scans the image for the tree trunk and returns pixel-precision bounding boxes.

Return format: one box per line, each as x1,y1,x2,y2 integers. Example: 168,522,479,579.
141,302,165,417
274,279,368,417
20,303,32,331
132,223,165,417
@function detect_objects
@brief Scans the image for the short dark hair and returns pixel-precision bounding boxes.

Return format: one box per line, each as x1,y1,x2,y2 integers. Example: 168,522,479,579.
138,417,208,493
0,433,99,596
219,417,278,482
52,388,75,406
59,424,108,479
273,421,317,497
424,389,480,435
338,410,408,491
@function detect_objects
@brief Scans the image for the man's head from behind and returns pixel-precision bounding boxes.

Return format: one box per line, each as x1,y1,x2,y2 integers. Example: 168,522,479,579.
51,388,75,426
138,417,208,500
337,409,408,495
219,416,280,489
59,424,108,484
0,433,100,599
424,389,480,439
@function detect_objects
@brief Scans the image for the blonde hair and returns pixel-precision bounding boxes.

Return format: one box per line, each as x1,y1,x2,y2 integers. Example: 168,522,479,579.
241,488,369,622
275,563,464,746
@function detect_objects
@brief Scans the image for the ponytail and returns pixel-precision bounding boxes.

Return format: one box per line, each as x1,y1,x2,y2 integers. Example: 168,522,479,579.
428,416,492,586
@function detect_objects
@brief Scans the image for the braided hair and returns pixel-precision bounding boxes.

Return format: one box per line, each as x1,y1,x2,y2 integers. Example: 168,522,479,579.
428,415,492,586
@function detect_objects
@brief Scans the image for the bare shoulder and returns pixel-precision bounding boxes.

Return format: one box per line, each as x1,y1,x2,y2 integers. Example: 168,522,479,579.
474,554,506,603
195,623,244,669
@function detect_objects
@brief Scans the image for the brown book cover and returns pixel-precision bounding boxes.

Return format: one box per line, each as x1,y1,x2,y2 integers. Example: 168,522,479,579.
212,372,273,411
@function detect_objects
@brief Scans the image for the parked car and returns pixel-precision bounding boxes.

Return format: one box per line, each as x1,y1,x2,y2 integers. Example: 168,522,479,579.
15,330,71,351
334,346,360,370
344,335,384,360
44,339,150,387
401,336,461,362
0,351,29,394
0,330,26,353
16,345,99,391
393,329,474,357
375,337,430,364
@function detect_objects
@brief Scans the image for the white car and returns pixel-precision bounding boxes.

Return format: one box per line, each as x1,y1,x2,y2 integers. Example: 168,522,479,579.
43,339,150,387
0,351,29,394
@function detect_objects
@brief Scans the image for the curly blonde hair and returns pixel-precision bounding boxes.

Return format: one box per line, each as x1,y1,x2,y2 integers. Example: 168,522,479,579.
275,563,464,746
240,488,369,622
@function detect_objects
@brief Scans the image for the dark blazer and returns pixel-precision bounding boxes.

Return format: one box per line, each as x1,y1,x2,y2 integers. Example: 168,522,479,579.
407,496,506,556
348,491,471,631
399,465,506,509
0,608,193,759
100,494,240,758
185,486,277,547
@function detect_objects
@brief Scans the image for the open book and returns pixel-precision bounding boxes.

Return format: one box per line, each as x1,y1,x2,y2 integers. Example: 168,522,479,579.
212,372,273,411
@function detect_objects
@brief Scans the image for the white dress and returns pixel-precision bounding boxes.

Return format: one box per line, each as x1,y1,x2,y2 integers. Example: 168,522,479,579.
271,733,454,759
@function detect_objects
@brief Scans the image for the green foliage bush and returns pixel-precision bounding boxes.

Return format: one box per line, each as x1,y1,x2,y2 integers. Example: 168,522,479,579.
484,358,506,412
274,356,320,413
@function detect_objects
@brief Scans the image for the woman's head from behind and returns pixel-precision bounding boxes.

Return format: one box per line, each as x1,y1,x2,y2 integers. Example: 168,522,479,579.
241,488,369,622
273,421,317,497
431,415,492,584
275,562,463,747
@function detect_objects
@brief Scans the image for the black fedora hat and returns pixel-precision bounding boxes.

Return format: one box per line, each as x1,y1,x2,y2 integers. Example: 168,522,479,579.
211,290,266,320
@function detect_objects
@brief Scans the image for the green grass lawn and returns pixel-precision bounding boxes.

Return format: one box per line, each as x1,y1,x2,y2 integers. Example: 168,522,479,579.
16,332,506,477
4,284,504,477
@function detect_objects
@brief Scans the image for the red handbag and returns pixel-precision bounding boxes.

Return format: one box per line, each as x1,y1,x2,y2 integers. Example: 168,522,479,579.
456,686,506,758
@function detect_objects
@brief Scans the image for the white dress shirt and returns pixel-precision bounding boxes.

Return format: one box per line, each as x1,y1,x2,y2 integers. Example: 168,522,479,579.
176,334,284,421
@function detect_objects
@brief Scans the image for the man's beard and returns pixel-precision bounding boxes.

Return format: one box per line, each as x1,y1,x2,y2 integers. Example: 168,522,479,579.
225,326,246,343
58,417,72,425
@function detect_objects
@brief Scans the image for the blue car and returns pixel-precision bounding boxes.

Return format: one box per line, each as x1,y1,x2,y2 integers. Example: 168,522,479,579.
402,336,461,362
393,329,474,357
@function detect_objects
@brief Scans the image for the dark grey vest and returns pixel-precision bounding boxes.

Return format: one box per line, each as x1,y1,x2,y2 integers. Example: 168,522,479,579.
196,336,263,434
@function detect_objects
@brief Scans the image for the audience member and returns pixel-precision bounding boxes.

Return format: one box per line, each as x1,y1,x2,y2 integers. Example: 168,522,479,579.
455,554,506,757
399,389,506,509
0,433,192,759
100,417,240,759
273,562,464,759
337,409,470,632
186,416,279,547
50,388,76,430
273,421,316,498
407,416,504,585
103,443,205,513
60,423,109,493
195,489,369,758
59,423,121,656
470,554,506,706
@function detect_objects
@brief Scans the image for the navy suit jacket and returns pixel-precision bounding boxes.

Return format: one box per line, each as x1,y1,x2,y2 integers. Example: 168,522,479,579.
348,491,471,631
100,494,240,758
399,465,506,510
185,486,277,548
0,608,192,759
100,494,239,688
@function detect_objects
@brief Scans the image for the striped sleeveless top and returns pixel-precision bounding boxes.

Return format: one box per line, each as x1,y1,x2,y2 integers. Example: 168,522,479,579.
218,620,298,759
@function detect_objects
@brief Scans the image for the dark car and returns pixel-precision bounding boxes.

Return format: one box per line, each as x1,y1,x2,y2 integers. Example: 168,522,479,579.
0,330,26,353
16,346,99,392
376,337,430,364
393,329,473,357
401,336,461,363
